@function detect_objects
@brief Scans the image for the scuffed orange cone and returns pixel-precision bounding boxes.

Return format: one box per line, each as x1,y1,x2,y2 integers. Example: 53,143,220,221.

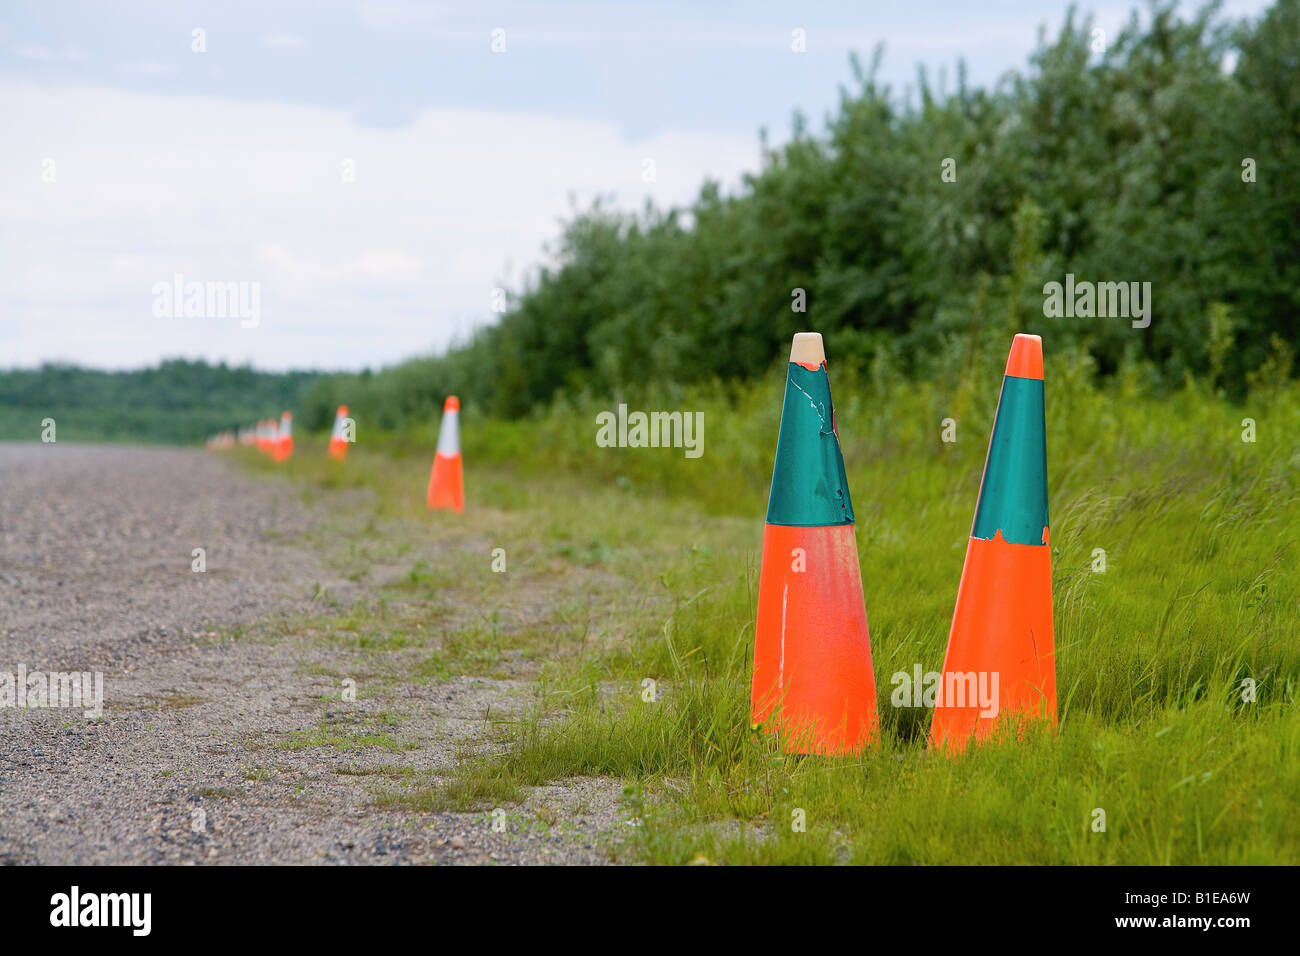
930,334,1056,753
750,333,877,755
328,405,350,462
273,411,293,463
426,396,463,513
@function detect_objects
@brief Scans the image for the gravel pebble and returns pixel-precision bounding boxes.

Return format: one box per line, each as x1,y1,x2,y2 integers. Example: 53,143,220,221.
0,444,624,865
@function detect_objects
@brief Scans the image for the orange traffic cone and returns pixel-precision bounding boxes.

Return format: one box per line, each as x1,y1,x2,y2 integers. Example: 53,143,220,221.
273,411,293,463
750,333,877,755
328,405,350,462
426,396,463,513
930,333,1055,753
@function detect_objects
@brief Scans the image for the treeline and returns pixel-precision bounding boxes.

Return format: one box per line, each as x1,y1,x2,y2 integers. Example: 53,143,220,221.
301,0,1299,430
0,360,323,443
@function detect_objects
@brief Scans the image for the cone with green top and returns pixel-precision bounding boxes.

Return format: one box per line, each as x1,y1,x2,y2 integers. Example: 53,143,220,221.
930,333,1056,753
750,332,877,755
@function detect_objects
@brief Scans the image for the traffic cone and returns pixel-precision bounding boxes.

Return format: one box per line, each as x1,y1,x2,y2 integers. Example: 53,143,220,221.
426,396,463,513
328,405,350,462
930,333,1055,753
261,419,277,455
750,333,877,755
273,411,293,463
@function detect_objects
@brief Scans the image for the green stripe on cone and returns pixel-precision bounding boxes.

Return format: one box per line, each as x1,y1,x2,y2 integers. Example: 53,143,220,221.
970,375,1049,546
765,362,855,527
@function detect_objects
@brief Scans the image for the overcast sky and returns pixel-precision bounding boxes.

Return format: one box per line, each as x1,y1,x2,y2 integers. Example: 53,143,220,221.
0,0,1272,372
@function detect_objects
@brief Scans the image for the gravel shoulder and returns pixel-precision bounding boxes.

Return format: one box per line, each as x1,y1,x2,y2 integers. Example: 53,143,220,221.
0,443,624,865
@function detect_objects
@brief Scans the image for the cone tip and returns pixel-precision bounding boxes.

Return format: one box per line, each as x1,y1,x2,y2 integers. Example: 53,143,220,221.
444,395,460,412
337,405,348,416
1006,334,1044,380
789,332,825,368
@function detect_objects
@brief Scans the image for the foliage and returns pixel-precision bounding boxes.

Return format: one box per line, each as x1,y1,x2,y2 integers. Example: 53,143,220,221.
302,0,1300,428
0,359,322,443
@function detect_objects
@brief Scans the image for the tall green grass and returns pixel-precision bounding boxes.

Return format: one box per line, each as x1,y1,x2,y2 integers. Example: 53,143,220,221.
256,340,1299,863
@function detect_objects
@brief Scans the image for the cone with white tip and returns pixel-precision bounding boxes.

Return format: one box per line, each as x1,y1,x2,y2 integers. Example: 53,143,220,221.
427,397,464,513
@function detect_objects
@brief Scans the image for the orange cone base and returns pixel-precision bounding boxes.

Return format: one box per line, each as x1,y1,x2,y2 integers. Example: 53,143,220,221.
930,532,1056,754
751,523,877,755
328,439,348,461
427,452,464,513
273,439,293,463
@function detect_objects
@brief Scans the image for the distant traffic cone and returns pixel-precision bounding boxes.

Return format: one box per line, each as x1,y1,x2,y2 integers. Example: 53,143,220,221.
273,411,293,463
426,396,464,513
328,405,350,462
750,333,877,755
930,333,1055,753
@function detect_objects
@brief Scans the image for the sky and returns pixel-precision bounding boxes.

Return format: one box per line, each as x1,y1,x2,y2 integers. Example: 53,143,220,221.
0,0,1274,372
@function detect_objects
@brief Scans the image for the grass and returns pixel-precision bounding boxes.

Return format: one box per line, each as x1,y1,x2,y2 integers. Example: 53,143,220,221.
374,775,524,814
147,692,207,710
276,715,404,753
230,343,1300,864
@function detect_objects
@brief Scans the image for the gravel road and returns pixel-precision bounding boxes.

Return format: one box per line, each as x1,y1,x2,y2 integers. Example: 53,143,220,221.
0,444,621,865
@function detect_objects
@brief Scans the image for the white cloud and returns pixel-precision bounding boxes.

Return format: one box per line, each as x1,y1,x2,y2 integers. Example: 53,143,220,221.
261,32,309,51
255,243,423,290
356,2,458,34
0,82,756,370
14,43,51,60
117,60,177,78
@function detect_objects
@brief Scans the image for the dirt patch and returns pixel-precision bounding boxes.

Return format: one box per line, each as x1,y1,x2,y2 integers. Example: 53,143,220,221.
0,444,627,864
